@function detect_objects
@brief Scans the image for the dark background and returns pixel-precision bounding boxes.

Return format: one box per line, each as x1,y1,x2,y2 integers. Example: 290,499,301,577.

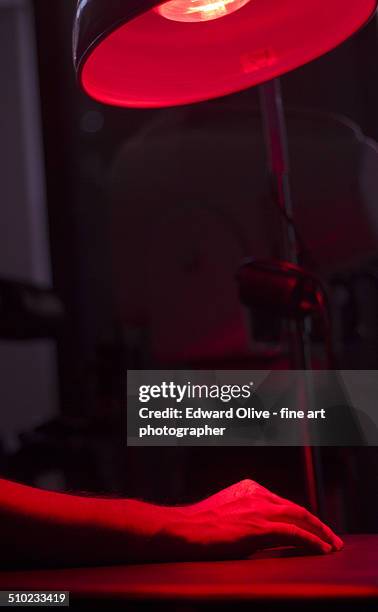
0,0,377,536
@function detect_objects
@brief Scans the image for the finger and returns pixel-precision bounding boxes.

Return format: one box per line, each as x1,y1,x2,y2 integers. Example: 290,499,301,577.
270,522,333,554
282,505,344,551
299,508,344,551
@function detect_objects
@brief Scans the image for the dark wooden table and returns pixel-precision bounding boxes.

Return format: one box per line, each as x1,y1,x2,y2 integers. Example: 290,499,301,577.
0,535,376,606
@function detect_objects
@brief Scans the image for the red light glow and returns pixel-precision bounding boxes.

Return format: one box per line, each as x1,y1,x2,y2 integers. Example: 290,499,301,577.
80,0,377,107
156,0,251,22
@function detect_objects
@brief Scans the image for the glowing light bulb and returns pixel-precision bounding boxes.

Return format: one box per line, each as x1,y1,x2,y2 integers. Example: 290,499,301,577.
155,0,251,23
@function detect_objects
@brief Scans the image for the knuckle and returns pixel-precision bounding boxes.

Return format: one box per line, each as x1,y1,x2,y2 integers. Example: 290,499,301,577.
238,479,255,493
297,506,307,520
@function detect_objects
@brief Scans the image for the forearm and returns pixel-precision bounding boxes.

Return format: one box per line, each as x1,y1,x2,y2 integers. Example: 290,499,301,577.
0,478,342,568
0,479,183,567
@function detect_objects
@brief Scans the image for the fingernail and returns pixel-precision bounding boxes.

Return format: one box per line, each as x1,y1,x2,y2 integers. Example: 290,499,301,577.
324,543,332,554
335,536,344,551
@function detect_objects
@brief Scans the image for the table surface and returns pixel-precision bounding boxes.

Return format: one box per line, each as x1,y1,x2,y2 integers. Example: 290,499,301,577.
0,535,376,601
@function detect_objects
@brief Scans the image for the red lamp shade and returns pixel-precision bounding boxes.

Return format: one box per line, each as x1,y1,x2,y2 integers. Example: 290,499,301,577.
74,0,377,108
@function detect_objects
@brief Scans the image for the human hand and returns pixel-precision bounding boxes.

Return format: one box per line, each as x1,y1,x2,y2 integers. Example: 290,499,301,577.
170,479,343,559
